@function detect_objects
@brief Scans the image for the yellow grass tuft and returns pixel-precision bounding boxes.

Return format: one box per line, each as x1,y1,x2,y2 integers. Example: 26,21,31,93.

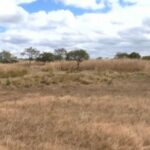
0,64,28,78
43,59,147,72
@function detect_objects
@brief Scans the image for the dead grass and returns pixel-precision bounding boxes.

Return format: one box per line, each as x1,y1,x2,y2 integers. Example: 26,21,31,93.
0,89,150,150
43,59,148,72
81,59,146,72
0,59,149,149
0,64,28,78
0,59,146,88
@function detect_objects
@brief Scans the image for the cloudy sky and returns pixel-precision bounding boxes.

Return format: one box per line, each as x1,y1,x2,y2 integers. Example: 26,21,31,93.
0,0,150,57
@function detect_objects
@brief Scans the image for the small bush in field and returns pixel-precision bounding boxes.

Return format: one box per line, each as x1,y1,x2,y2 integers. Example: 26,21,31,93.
5,79,11,86
36,52,54,63
142,56,150,60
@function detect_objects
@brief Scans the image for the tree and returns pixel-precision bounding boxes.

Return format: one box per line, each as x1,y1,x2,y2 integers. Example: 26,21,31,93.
96,57,102,60
0,51,18,63
128,52,141,59
115,52,129,59
66,49,89,69
115,52,141,59
21,47,39,65
36,52,54,63
54,48,67,61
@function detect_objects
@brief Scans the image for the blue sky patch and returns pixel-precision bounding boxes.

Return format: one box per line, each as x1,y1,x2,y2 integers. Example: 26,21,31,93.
21,0,136,15
119,0,136,7
21,0,112,15
0,27,6,33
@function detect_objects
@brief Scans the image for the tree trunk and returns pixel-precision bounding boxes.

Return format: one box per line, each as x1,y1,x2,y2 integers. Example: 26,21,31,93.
28,59,32,67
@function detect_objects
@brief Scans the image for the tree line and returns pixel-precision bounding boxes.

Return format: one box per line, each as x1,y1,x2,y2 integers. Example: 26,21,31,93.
0,48,90,69
115,52,150,60
0,48,150,65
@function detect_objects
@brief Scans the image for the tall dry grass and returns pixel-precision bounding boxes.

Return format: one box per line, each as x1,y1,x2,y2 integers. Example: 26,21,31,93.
0,64,28,78
0,59,149,88
81,59,146,72
43,59,148,72
0,59,149,149
0,91,150,150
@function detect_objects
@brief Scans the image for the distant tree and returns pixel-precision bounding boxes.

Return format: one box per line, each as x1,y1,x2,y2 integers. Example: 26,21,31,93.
54,48,67,61
96,57,102,60
21,47,39,65
115,52,129,59
128,52,141,59
115,52,141,59
142,55,150,60
36,52,54,63
0,51,18,63
66,49,89,69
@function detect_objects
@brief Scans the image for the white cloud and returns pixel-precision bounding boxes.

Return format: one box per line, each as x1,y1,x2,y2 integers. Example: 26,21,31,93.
15,0,37,4
0,0,31,24
56,0,106,10
0,0,150,57
56,0,150,10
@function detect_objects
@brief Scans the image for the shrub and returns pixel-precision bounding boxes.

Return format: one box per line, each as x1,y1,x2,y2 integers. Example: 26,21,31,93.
36,52,54,63
128,52,141,59
142,56,150,60
115,52,129,59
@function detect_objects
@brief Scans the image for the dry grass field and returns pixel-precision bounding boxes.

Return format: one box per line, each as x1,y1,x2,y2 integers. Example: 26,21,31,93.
0,59,150,150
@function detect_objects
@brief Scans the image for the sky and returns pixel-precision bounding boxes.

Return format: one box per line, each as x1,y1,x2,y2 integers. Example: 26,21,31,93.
0,0,150,58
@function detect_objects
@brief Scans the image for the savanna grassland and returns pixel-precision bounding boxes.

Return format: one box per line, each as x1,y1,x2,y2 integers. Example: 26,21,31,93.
0,59,150,150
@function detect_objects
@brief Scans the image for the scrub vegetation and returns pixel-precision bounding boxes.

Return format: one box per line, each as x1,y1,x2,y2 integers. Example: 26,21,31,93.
0,59,150,150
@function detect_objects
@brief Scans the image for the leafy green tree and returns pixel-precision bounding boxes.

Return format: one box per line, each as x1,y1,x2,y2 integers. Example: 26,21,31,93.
128,52,141,59
21,47,39,65
36,52,54,63
66,49,89,69
0,51,18,63
54,48,67,61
